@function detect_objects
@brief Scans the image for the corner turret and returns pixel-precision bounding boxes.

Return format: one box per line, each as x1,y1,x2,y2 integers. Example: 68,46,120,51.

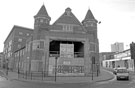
82,9,98,38
33,5,51,39
34,4,51,28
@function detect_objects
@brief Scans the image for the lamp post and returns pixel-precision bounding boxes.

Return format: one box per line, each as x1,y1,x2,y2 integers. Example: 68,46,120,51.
54,56,58,82
14,46,25,78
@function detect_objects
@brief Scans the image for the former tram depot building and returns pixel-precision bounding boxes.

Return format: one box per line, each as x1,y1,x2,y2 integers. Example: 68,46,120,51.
3,5,100,77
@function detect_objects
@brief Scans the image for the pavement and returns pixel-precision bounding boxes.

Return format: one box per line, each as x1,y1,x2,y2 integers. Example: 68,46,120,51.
0,67,115,84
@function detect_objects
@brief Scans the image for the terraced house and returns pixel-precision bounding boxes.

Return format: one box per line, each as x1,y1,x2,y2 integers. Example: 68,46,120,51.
4,4,100,77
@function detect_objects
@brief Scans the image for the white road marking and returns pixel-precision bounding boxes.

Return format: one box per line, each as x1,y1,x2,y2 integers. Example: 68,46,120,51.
97,69,116,84
97,76,116,84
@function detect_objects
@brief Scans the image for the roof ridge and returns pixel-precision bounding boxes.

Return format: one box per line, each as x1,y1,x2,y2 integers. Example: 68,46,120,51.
53,7,82,26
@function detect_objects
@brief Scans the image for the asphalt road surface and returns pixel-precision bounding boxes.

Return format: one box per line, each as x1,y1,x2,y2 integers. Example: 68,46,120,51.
94,73,135,88
0,73,135,88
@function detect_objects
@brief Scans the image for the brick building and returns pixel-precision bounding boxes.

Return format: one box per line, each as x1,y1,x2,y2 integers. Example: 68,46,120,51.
4,5,99,76
0,52,3,68
3,25,33,70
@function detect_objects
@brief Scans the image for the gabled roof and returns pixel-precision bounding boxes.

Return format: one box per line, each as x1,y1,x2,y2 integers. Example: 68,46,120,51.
53,7,82,25
34,5,50,19
83,9,97,22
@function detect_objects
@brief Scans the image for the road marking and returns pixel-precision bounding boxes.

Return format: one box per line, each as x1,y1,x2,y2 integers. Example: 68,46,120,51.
97,76,116,84
97,69,116,84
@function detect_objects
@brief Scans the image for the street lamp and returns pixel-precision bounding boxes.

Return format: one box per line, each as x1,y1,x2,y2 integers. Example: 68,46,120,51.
14,46,25,78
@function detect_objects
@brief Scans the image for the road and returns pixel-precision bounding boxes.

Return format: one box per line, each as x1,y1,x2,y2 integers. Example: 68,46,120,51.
0,72,135,88
94,72,135,88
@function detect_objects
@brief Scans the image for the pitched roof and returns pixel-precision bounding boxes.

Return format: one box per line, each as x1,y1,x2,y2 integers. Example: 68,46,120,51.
53,7,82,25
83,9,96,22
34,5,50,19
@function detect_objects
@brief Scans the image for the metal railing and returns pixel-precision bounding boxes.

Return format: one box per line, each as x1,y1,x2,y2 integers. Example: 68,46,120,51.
18,71,48,80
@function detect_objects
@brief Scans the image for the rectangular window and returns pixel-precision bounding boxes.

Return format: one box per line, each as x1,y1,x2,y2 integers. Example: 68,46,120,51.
18,38,22,42
8,52,10,57
19,32,23,35
9,40,12,45
63,25,73,32
17,52,19,57
8,46,11,51
26,33,29,36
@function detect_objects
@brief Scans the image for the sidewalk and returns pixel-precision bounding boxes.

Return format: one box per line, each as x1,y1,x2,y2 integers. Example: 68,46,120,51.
0,68,115,84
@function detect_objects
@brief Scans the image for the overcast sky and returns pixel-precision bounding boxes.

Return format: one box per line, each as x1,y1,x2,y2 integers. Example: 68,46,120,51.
0,0,135,52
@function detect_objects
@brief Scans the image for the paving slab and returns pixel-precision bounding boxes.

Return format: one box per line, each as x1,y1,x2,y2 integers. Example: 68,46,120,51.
0,68,115,84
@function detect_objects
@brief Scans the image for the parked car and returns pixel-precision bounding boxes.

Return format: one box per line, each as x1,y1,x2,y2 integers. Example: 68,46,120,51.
116,67,129,80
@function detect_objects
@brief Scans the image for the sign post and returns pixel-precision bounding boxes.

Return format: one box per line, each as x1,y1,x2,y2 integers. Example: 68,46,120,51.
130,42,135,73
91,56,95,80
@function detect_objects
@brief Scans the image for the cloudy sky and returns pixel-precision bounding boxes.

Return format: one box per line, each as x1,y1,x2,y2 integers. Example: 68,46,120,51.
0,0,135,52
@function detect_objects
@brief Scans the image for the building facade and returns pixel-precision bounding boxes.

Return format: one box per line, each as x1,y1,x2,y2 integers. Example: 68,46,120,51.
3,25,33,70
102,49,134,70
4,5,100,76
99,52,114,67
111,42,124,52
0,52,3,68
